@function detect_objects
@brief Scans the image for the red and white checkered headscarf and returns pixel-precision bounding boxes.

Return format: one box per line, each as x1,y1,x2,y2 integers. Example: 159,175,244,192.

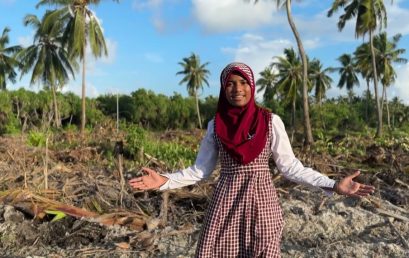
215,62,270,165
220,62,255,91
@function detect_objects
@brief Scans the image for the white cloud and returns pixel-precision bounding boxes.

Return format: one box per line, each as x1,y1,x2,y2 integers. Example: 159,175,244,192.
62,81,99,98
221,33,294,101
84,38,117,77
132,0,185,33
293,1,409,44
144,52,164,63
385,1,409,36
152,16,166,32
294,10,357,43
192,0,282,33
99,38,117,64
389,63,409,105
191,0,401,38
303,37,321,49
17,34,33,48
222,33,293,79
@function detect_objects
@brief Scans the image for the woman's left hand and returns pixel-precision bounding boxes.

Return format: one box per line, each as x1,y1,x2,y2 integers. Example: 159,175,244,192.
335,170,375,197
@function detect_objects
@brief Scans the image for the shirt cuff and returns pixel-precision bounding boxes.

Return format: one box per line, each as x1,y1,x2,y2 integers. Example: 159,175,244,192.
158,174,171,191
321,179,337,196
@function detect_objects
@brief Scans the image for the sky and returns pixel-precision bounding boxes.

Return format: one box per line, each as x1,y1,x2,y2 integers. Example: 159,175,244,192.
1,0,409,104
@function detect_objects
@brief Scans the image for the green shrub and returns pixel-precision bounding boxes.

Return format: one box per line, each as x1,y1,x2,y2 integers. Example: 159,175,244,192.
27,131,47,147
125,125,197,169
376,135,409,152
1,116,21,135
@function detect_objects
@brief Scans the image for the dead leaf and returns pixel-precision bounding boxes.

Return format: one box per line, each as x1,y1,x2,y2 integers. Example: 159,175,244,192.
114,242,130,249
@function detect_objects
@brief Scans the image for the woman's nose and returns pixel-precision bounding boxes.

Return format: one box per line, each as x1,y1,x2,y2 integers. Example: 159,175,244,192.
232,84,242,92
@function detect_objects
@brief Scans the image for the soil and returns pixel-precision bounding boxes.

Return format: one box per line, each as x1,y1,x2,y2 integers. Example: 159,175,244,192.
0,131,408,258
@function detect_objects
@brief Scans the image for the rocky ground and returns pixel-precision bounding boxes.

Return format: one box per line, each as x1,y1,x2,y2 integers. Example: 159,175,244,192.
0,132,408,258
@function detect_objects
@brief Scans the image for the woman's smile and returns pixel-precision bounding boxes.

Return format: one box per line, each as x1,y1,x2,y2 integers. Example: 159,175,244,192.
224,74,251,107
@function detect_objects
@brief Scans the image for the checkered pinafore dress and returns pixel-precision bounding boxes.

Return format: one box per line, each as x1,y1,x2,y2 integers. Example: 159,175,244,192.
195,119,284,258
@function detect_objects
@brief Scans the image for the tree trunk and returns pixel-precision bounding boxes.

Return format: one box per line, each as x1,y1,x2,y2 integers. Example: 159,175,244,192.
286,0,313,146
381,83,385,112
51,85,61,128
383,86,391,129
318,96,325,130
194,89,202,129
369,30,383,137
365,78,370,122
15,100,21,124
116,91,119,134
291,99,296,143
22,116,28,133
80,48,86,135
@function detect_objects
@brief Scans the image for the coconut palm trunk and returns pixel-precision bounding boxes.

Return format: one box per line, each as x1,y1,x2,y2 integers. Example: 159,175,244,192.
291,98,296,143
382,85,391,129
369,30,383,137
51,85,61,127
194,89,202,129
81,47,86,135
366,78,370,122
285,0,313,146
318,93,326,130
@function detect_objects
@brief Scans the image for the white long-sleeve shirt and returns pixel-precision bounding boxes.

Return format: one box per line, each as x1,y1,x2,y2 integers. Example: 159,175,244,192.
159,114,335,195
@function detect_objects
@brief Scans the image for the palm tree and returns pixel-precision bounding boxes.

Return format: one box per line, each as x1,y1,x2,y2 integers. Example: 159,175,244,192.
354,32,407,127
354,42,373,120
309,59,333,130
309,59,333,107
390,97,408,129
374,32,407,128
272,48,302,141
253,0,313,146
328,0,391,137
256,66,278,105
37,0,119,134
0,27,21,90
334,54,360,94
176,53,210,129
17,14,77,127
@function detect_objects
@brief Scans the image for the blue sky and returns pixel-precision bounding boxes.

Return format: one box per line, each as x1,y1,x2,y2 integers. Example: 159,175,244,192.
1,0,409,104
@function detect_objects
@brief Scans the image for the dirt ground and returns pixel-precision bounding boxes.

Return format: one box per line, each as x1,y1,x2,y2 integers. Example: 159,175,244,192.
0,132,408,258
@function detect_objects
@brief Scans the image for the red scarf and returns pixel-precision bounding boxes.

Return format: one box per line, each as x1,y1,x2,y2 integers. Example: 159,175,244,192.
215,62,270,165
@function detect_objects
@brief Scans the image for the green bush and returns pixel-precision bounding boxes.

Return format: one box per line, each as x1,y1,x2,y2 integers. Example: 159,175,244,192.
125,125,197,169
27,131,47,147
3,116,21,135
376,135,409,152
0,91,19,135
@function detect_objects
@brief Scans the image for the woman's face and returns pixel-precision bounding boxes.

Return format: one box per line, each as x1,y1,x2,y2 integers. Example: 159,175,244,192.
224,74,252,107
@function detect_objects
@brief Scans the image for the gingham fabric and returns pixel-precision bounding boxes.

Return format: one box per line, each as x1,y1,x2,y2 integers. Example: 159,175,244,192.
195,116,284,258
220,62,255,90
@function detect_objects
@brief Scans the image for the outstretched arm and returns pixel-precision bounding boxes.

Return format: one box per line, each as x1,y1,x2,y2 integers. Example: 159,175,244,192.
270,115,336,193
271,114,375,197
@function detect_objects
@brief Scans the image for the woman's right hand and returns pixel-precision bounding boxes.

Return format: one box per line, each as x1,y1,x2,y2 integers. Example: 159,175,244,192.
128,167,168,190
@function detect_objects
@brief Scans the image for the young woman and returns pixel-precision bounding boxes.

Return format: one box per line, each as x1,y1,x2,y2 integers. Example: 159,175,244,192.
129,62,375,257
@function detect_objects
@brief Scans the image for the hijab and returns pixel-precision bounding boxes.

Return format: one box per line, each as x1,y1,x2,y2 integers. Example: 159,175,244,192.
215,62,270,165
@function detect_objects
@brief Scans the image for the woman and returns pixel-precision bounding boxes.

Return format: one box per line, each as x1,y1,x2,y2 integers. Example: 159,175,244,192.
129,62,374,257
